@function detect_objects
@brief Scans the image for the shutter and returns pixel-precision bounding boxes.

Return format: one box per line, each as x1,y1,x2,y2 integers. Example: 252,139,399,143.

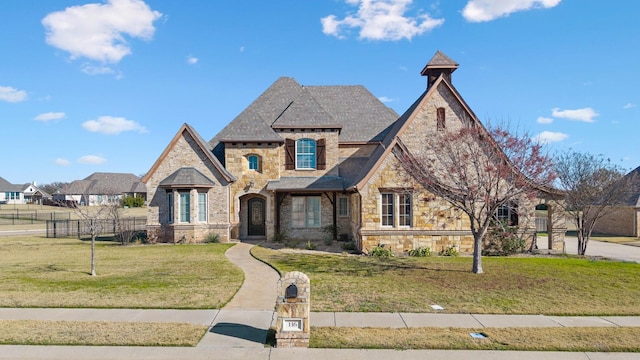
285,139,295,170
437,107,445,130
316,138,326,170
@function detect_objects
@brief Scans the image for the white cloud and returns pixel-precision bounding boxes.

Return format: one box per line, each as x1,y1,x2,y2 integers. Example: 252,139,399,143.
187,56,199,65
551,107,599,123
82,116,147,134
0,86,27,102
534,131,568,144
81,64,116,75
35,112,66,122
78,155,107,164
55,158,71,166
42,0,162,63
462,0,561,22
378,96,394,103
536,116,553,124
623,103,636,109
321,0,444,41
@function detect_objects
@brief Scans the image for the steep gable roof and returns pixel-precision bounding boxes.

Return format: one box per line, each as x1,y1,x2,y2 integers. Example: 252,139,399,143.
350,61,561,196
622,166,640,207
209,77,398,145
142,123,235,184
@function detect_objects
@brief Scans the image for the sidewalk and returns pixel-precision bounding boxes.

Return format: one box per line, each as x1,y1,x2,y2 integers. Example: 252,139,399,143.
1,241,640,359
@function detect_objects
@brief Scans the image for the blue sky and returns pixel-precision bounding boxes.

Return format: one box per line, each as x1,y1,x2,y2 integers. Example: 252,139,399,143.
1,0,638,185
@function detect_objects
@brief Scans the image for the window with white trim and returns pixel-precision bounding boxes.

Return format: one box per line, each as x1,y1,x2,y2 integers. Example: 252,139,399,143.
338,196,349,217
398,194,412,226
198,192,207,222
296,139,316,169
381,192,412,228
291,196,321,228
381,193,394,226
496,202,518,226
167,192,174,223
179,191,190,223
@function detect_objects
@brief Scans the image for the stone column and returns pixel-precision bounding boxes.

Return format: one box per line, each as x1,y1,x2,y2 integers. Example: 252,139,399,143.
275,271,310,348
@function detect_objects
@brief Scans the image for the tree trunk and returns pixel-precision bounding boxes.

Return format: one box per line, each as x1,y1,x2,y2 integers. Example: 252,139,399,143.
90,220,96,276
472,234,483,274
577,229,588,256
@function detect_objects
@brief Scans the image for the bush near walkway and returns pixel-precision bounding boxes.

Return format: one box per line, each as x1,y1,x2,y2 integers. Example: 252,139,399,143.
252,246,640,315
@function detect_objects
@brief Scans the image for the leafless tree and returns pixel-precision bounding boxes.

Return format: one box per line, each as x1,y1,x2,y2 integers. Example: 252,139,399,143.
108,201,138,245
57,191,120,276
395,124,556,274
554,151,632,255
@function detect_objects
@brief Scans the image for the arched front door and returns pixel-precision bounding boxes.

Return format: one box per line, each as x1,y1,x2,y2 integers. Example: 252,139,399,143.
248,197,266,236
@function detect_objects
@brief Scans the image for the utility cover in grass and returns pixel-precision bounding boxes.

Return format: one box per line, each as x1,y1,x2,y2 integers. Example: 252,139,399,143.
469,332,487,339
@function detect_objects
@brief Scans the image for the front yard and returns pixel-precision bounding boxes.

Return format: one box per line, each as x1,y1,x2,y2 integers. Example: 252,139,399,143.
252,246,640,315
0,237,243,309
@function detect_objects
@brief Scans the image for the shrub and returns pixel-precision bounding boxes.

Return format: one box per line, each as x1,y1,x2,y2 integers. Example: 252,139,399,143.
409,246,432,257
122,194,145,208
341,241,358,252
483,224,526,256
305,240,317,250
439,245,459,257
370,244,394,258
322,224,337,245
284,238,300,248
271,231,288,243
204,232,220,243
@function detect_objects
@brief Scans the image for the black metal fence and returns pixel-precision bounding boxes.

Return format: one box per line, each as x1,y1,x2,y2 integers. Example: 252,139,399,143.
0,210,72,225
46,217,146,238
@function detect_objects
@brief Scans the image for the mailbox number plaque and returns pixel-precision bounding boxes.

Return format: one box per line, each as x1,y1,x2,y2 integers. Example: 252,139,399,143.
282,318,303,332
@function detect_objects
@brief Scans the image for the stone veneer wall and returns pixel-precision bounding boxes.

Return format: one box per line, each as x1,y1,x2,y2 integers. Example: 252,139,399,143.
145,131,231,243
276,129,340,177
279,194,334,240
592,206,638,237
224,142,280,239
359,153,474,254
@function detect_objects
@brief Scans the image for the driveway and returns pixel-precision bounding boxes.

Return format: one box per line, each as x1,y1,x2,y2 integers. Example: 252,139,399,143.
539,236,640,263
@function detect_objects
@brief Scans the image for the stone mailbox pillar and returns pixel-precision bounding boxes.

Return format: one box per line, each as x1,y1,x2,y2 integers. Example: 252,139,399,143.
275,271,310,348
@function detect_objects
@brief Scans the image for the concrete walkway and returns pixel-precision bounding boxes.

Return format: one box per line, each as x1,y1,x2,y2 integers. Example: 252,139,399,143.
1,241,640,359
198,242,279,348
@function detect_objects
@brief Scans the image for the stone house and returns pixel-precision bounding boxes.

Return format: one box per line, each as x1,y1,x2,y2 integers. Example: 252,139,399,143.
142,51,566,252
592,166,640,238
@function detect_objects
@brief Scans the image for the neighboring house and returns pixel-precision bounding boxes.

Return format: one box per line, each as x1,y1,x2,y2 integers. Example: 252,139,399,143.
22,182,51,205
592,166,640,237
143,51,566,252
54,172,146,206
0,176,23,205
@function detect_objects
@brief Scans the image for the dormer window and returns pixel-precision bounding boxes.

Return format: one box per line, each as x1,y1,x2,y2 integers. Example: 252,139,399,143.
247,154,261,172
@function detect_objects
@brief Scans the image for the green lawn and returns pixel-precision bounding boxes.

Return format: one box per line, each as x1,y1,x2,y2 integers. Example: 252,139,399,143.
0,237,243,308
252,246,640,315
